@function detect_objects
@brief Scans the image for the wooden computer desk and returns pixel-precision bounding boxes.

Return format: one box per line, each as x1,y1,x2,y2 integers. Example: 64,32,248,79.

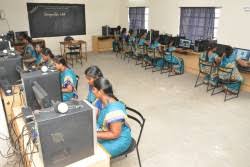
0,87,110,167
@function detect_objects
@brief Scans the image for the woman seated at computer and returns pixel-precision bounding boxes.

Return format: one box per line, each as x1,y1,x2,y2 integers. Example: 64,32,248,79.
163,38,184,74
125,29,136,46
199,43,221,84
85,66,104,111
40,48,54,67
138,32,149,46
20,33,37,66
144,36,165,67
54,57,78,101
217,46,243,94
34,44,43,65
92,77,132,157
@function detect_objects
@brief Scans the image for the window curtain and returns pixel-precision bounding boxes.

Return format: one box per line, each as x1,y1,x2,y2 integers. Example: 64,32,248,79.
129,7,145,30
179,7,215,42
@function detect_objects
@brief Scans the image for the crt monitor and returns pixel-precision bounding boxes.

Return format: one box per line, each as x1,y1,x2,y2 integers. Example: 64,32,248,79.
15,31,28,42
109,27,117,36
173,36,185,47
0,41,10,51
159,34,171,45
179,39,192,49
233,48,250,60
151,30,160,40
21,70,62,110
0,55,22,85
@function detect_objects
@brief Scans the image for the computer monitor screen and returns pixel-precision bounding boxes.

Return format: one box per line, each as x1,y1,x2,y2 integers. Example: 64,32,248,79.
21,70,62,110
0,55,22,85
179,39,192,49
151,30,160,40
159,35,171,45
0,41,10,51
109,28,117,36
15,31,28,42
173,36,185,47
233,48,250,60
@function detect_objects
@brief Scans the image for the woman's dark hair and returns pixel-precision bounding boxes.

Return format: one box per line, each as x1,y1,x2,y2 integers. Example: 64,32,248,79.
117,26,121,30
20,33,32,43
41,48,54,59
224,45,233,58
128,29,134,35
85,66,103,79
54,56,68,67
205,43,217,61
93,78,118,101
139,32,147,39
121,28,127,34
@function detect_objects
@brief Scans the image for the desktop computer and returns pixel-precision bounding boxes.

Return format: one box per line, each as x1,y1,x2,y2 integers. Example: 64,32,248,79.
233,48,250,60
21,70,62,110
22,100,95,167
179,39,192,49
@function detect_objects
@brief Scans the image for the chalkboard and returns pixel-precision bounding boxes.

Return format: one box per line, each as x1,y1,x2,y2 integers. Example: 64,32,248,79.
27,3,86,38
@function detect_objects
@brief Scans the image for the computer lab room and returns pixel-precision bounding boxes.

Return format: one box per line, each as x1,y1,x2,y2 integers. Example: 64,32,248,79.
0,0,250,167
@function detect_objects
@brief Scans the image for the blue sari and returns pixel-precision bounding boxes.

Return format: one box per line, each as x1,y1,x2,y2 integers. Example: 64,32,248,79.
97,101,132,157
164,47,184,74
60,68,78,101
87,86,103,111
219,55,243,93
35,52,42,65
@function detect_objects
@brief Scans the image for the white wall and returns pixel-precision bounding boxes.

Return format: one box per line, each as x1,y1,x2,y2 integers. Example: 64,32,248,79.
119,0,250,49
0,0,120,53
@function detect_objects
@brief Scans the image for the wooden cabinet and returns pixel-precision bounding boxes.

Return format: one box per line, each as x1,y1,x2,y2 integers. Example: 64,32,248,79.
92,36,114,53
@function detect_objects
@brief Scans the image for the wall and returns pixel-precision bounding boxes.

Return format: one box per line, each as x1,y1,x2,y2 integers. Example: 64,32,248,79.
119,0,250,49
0,0,120,53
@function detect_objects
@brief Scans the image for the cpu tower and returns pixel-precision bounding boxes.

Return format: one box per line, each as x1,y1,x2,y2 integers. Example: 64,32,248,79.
35,100,95,167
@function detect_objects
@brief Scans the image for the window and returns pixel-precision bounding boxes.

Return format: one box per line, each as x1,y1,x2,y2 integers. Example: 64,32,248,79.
128,7,149,30
179,7,219,42
213,8,221,39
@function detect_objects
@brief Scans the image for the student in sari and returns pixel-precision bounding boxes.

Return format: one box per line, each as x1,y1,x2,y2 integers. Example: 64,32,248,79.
85,66,104,107
218,46,243,94
54,57,78,101
164,38,184,74
120,28,127,42
92,78,132,157
40,48,55,67
199,43,221,84
113,26,121,52
20,33,36,66
138,32,149,46
34,44,43,65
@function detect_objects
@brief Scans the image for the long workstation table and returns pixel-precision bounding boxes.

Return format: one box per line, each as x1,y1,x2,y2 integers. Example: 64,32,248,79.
173,49,250,92
0,86,110,167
